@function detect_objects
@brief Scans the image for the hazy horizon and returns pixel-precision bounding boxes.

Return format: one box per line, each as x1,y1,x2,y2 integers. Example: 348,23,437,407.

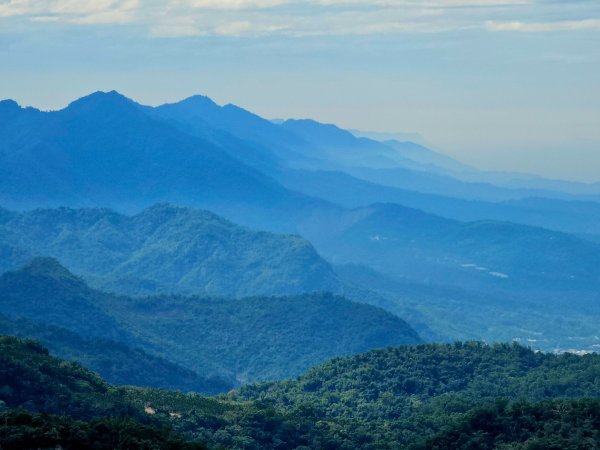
3,88,599,185
1,0,599,182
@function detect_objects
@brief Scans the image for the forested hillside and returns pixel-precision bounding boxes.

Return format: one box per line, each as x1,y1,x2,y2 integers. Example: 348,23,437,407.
2,337,600,449
0,258,420,385
0,204,342,298
239,342,600,448
0,314,231,394
420,399,600,449
0,336,337,449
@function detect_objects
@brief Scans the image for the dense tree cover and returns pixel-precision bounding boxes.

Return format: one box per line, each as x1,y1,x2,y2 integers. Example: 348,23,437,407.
0,203,342,298
0,337,344,449
420,399,600,449
238,342,600,448
0,257,132,342
2,336,600,449
0,336,142,420
0,259,420,385
0,314,232,394
102,292,421,383
0,410,207,450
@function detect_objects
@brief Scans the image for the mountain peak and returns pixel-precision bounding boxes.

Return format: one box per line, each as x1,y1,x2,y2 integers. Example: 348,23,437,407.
17,257,81,284
64,90,138,113
0,99,22,119
0,99,20,111
180,94,218,107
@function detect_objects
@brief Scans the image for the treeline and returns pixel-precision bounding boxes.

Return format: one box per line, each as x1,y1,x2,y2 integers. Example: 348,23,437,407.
420,399,600,449
2,336,600,449
238,342,600,448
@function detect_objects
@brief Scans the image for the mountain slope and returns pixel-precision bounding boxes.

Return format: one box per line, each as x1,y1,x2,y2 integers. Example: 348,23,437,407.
239,342,600,448
0,257,133,343
0,336,337,449
278,168,600,236
0,259,421,384
0,314,231,394
151,95,313,169
0,204,343,298
0,91,327,231
99,292,422,384
3,336,600,449
301,202,600,295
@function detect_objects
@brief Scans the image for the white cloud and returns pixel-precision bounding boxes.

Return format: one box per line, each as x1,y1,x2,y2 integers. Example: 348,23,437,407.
172,0,287,10
487,18,600,32
313,0,528,6
0,0,598,37
0,0,139,24
214,20,288,35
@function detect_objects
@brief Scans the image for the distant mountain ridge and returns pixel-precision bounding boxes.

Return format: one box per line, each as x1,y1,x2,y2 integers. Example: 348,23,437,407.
2,202,599,352
0,91,328,231
0,204,343,298
2,90,600,354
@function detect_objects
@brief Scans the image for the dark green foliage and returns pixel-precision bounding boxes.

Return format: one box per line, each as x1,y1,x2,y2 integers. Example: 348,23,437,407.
239,342,600,448
3,336,600,449
0,259,420,385
100,292,422,383
0,410,207,450
0,314,232,394
0,204,342,298
0,336,135,420
0,337,341,449
420,399,600,450
0,257,132,342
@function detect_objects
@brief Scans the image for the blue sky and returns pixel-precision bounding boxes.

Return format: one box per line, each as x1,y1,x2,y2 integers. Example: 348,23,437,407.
1,0,599,182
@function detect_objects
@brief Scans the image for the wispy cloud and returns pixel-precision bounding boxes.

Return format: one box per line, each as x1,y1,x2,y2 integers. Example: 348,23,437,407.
0,0,140,24
173,0,287,10
0,0,598,37
487,18,600,32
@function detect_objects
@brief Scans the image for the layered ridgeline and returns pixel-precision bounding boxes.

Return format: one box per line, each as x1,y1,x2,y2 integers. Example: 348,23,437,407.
2,91,600,351
0,203,343,298
1,91,599,237
0,258,421,385
300,202,600,351
0,315,232,394
2,203,600,351
238,342,600,448
2,337,600,449
149,93,600,236
0,92,326,232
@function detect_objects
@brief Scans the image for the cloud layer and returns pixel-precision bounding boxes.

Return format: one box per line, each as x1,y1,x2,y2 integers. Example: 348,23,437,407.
0,0,598,37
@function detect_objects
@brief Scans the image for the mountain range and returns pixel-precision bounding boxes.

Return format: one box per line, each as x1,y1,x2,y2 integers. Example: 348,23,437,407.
0,203,343,298
2,201,599,351
0,258,421,385
1,91,600,369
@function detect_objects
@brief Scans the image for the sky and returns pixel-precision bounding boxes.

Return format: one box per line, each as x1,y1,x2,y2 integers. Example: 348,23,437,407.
0,0,599,182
